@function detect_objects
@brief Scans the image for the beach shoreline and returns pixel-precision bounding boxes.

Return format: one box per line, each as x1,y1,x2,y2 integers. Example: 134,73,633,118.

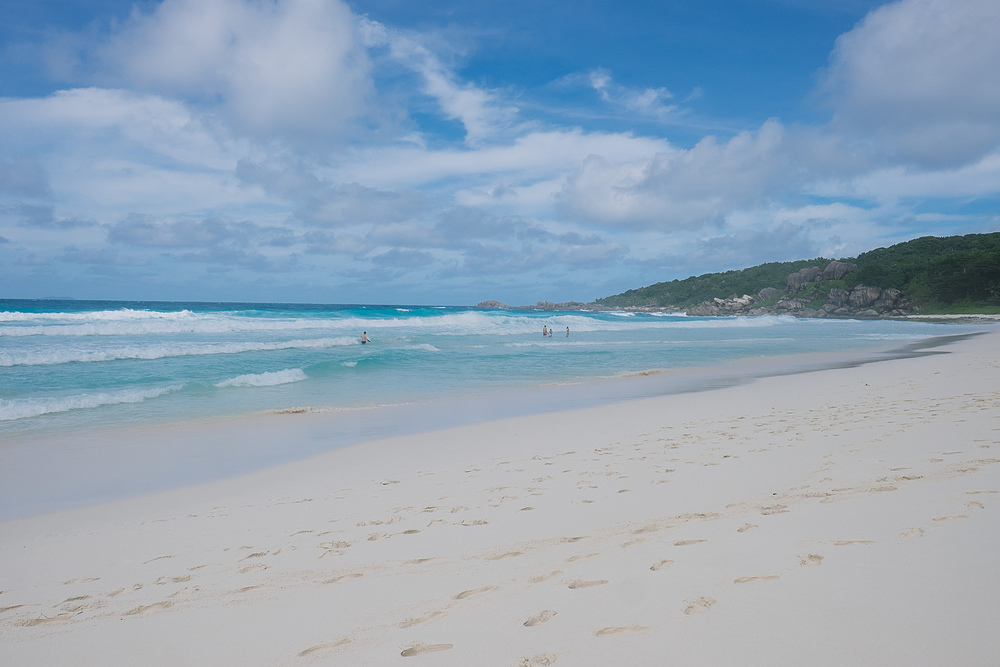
0,328,990,521
1,327,999,665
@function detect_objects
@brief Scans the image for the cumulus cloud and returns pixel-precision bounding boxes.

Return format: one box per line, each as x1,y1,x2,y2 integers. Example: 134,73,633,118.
823,0,1000,167
556,119,792,229
92,0,374,143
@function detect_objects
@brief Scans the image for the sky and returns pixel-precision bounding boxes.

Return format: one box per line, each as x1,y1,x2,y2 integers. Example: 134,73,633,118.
1,0,998,305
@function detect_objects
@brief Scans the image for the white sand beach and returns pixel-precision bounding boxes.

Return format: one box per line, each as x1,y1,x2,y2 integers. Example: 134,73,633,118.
2,328,999,666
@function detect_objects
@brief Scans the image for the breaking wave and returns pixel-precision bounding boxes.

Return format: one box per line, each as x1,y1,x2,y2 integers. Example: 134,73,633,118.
0,337,357,367
215,368,307,388
0,385,182,422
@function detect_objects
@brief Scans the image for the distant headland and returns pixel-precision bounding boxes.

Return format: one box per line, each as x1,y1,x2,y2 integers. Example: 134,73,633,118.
478,232,1000,319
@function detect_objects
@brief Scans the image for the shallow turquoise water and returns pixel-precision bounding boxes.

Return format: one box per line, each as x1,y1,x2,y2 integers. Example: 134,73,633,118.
0,298,979,439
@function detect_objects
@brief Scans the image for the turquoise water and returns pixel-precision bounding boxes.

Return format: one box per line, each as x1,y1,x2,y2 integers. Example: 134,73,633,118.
1,299,988,518
0,299,980,439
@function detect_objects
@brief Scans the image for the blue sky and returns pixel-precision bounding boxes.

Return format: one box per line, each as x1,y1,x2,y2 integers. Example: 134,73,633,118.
1,0,998,305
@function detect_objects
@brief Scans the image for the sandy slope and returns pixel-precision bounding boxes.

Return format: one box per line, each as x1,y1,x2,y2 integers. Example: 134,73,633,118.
1,328,998,666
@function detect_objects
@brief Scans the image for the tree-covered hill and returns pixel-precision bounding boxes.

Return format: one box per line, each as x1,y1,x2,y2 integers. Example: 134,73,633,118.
595,232,1000,313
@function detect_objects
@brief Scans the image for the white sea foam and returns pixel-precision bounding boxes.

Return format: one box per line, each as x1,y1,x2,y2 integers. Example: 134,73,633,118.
0,308,195,322
0,385,182,421
215,368,307,388
0,337,357,367
341,361,358,367
0,307,707,339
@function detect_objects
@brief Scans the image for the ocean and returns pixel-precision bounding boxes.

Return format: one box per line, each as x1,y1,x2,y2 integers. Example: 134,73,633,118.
0,299,984,517
0,298,982,437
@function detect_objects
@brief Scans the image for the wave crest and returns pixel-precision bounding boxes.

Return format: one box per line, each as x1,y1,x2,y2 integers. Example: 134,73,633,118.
215,369,307,388
0,385,182,422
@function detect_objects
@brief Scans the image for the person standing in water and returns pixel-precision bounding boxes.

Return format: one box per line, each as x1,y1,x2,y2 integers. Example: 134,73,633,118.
566,326,570,337
361,331,368,344
542,325,548,337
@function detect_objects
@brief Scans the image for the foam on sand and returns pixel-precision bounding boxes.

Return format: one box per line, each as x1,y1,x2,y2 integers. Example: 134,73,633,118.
1,327,998,665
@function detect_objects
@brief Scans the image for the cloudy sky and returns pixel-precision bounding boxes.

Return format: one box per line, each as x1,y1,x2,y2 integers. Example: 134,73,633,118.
1,0,998,305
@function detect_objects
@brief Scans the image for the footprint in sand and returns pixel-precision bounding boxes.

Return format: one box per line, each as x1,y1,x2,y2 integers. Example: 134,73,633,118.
734,575,779,584
567,579,608,589
401,643,453,657
932,515,968,522
399,611,445,628
407,558,441,565
967,501,985,510
524,610,557,626
799,554,824,566
566,552,599,563
595,625,648,636
20,613,74,626
833,540,874,546
298,638,352,657
737,523,758,533
674,539,706,547
516,654,558,667
684,597,716,615
0,604,33,614
901,528,924,538
124,601,173,616
455,586,494,600
650,560,673,571
323,573,364,584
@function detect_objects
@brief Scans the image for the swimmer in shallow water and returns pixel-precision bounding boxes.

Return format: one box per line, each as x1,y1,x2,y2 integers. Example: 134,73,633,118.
361,331,368,344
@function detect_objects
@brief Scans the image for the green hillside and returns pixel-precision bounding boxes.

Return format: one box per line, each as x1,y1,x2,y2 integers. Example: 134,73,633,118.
595,232,1000,313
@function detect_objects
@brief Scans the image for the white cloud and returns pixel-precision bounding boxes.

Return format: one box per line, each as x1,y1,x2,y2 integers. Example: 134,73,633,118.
589,69,677,118
823,0,1000,167
0,88,255,221
93,0,374,143
810,149,1000,205
556,120,791,229
365,20,518,145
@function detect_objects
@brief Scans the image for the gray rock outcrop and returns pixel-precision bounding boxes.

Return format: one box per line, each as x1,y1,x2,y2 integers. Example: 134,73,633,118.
848,285,883,309
822,260,859,281
684,282,913,318
787,260,858,292
787,266,823,291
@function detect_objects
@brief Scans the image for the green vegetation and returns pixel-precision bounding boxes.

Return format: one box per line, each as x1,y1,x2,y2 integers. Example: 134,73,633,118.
595,232,1000,312
594,258,831,309
844,233,1000,311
